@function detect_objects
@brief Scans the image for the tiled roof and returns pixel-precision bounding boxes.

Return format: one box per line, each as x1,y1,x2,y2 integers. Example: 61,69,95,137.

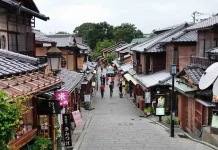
102,42,126,53
177,66,204,85
112,59,120,67
1,0,49,21
128,68,136,76
115,43,136,52
33,29,55,44
0,72,61,98
186,15,218,31
58,69,83,92
135,71,171,88
83,61,97,70
131,38,149,44
161,30,185,43
206,47,218,54
174,31,197,42
131,23,188,53
45,34,89,50
118,54,131,61
119,62,133,72
0,49,45,77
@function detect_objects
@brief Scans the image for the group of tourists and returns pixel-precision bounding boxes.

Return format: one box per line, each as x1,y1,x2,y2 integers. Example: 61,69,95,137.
100,74,115,98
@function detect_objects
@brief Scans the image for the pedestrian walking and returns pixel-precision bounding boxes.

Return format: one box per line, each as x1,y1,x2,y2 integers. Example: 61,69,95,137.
109,81,114,97
100,84,105,98
129,82,133,97
100,74,103,84
106,75,109,85
102,75,106,85
118,81,123,98
111,76,115,82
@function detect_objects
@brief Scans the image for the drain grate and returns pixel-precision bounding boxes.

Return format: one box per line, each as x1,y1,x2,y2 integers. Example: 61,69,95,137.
177,134,189,138
118,123,133,126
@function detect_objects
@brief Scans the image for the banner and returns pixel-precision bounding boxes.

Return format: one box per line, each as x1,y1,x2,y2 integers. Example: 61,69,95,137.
84,95,91,102
62,114,72,146
77,57,84,70
145,92,151,103
155,94,165,116
37,100,61,115
55,90,69,106
72,110,83,127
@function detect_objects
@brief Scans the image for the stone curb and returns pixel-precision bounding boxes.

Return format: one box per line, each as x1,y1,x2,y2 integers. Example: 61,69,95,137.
73,114,93,150
125,95,218,150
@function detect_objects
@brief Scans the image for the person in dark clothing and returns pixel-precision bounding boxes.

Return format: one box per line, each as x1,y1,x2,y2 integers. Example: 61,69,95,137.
118,81,123,97
100,84,105,98
109,81,114,97
102,75,106,85
129,82,133,97
100,74,103,84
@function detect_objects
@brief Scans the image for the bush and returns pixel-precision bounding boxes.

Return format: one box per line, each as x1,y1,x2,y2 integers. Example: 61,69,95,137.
165,116,179,125
33,136,52,150
144,107,153,113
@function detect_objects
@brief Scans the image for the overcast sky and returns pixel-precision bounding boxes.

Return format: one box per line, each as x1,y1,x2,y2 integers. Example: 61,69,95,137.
35,0,218,34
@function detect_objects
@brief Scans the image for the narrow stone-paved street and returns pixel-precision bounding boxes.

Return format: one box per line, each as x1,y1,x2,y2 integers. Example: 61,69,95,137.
79,68,213,150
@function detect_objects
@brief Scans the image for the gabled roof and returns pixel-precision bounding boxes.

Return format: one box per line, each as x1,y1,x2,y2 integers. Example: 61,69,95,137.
0,49,43,77
33,29,55,44
186,15,218,31
177,66,204,85
131,38,149,44
119,62,133,72
115,43,136,52
83,61,97,70
58,69,83,93
0,0,49,21
174,31,197,42
102,41,126,53
131,23,188,53
45,34,90,50
135,70,171,88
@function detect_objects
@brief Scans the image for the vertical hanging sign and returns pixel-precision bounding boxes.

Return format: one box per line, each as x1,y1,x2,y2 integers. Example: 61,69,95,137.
62,114,72,147
55,90,69,106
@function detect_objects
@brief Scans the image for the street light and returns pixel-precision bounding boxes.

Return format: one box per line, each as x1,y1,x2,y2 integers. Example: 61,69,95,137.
46,42,62,75
170,64,177,137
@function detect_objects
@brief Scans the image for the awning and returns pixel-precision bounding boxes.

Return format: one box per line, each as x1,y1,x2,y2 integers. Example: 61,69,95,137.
92,82,96,87
173,81,197,94
195,99,216,107
124,73,138,85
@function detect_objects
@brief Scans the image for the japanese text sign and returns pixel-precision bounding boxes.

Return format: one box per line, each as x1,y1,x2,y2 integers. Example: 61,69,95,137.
55,90,69,106
72,110,83,127
145,92,151,103
37,100,61,115
62,114,72,147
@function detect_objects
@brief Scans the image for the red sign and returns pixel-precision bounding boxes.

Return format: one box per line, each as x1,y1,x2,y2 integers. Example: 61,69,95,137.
72,110,83,127
55,90,69,106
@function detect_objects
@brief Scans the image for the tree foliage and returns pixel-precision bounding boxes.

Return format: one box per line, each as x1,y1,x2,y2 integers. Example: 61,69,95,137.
105,52,117,64
113,23,143,43
33,136,52,150
0,90,27,150
55,31,69,34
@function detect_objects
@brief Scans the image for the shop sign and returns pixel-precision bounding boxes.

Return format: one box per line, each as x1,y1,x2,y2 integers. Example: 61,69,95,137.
212,95,218,103
84,95,91,102
72,110,83,127
77,57,84,70
63,114,72,147
37,100,61,115
155,94,165,116
55,90,69,106
145,92,151,103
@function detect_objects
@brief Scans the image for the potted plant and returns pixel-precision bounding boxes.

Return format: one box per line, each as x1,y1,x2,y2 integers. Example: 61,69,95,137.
144,107,153,115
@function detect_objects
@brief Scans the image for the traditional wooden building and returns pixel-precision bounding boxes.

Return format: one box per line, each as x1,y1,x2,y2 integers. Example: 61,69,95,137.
0,0,49,56
0,49,62,149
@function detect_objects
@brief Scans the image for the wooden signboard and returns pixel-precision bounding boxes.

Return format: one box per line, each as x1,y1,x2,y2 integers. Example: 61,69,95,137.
77,57,84,70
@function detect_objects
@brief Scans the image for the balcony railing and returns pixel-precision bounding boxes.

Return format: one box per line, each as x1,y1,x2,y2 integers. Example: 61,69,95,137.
191,56,217,69
9,129,37,149
133,61,142,74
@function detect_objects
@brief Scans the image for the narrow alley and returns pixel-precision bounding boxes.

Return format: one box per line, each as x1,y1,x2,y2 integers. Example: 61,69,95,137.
78,68,213,150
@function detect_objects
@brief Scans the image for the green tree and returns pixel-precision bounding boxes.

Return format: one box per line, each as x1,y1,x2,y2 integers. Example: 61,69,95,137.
91,39,115,61
113,23,143,43
0,90,27,150
55,31,69,34
105,52,117,63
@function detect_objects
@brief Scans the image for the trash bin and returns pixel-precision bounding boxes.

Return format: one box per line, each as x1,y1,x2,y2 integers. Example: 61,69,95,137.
139,97,145,111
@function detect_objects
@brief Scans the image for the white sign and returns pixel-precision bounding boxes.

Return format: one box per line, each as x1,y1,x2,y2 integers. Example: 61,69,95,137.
84,95,91,102
156,108,165,116
145,92,151,103
212,114,218,128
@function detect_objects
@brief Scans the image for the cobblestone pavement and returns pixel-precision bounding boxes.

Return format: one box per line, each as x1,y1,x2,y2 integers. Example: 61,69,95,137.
79,68,213,150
